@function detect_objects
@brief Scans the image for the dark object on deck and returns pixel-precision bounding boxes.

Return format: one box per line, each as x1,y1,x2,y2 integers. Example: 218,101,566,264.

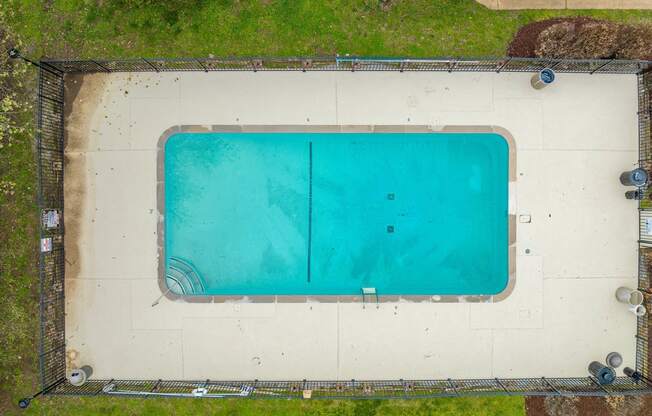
625,190,643,200
624,367,639,379
588,361,616,385
620,168,648,187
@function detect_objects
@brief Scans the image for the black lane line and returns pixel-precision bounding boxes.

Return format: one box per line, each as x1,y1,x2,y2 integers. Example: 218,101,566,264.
307,141,313,283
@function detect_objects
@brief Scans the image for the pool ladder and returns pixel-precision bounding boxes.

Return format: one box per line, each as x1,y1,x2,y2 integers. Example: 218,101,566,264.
361,287,379,309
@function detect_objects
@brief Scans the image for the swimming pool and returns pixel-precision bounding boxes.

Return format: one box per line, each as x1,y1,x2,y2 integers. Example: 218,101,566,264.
160,127,511,298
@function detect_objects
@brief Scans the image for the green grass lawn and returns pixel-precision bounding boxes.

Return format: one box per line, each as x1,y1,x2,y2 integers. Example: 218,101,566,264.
2,0,652,415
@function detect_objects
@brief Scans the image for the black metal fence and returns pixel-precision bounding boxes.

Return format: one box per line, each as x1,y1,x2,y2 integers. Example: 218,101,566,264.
43,377,652,399
42,56,651,74
34,56,652,400
35,63,66,393
638,69,652,387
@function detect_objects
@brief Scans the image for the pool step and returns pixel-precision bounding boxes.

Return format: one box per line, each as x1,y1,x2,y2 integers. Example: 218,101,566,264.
166,257,206,295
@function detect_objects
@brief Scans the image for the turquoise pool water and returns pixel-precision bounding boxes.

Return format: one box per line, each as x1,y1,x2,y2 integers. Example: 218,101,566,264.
164,132,509,296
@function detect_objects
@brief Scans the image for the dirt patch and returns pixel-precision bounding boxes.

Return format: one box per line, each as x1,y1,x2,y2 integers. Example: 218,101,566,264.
63,152,86,288
63,74,107,299
526,395,648,416
64,73,108,152
379,0,399,11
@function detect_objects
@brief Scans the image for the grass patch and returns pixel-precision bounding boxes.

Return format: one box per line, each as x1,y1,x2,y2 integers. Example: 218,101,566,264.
6,0,652,59
20,395,525,416
2,0,652,414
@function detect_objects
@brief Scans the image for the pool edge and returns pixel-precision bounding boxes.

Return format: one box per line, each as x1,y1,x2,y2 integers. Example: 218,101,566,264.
156,124,517,304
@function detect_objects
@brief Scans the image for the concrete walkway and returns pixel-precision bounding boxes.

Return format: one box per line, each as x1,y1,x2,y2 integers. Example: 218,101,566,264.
476,0,652,9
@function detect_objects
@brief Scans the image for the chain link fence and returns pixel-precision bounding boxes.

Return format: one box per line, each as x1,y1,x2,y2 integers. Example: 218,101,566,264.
35,56,652,399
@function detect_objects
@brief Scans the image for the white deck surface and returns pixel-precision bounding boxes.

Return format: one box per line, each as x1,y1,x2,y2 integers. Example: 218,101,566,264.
64,70,639,380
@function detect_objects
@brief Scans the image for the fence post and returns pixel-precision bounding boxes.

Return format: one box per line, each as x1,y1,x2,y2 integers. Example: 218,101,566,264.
447,59,457,73
548,60,562,70
495,378,510,394
496,58,511,73
196,58,208,72
590,59,615,75
142,58,159,72
541,377,562,396
91,60,111,73
447,378,460,396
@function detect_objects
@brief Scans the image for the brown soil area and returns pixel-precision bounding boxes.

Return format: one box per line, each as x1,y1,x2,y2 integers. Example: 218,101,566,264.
508,17,652,60
525,395,649,416
507,17,600,58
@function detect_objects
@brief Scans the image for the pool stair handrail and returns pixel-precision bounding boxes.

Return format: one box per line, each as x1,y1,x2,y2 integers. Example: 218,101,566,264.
362,287,379,309
166,257,206,295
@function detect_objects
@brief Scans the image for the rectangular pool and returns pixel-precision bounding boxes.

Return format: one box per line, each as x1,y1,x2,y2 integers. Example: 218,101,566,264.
162,130,509,297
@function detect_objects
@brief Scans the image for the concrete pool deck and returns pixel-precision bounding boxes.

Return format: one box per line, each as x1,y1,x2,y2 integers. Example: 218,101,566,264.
64,70,639,381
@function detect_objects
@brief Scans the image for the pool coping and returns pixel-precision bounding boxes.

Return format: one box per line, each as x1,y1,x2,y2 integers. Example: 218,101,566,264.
156,125,517,304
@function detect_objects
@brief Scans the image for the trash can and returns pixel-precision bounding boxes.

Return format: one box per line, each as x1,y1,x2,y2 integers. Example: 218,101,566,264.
615,287,644,306
531,68,555,90
67,365,93,387
606,352,623,368
620,168,648,187
630,304,647,317
624,367,642,381
588,361,616,385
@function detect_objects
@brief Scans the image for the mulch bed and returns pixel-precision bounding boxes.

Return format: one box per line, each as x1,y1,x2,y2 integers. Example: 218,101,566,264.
525,395,650,416
507,17,600,58
508,17,652,60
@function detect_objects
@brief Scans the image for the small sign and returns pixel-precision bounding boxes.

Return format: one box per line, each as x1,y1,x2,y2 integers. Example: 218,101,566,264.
42,210,60,229
647,218,652,235
40,237,52,253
